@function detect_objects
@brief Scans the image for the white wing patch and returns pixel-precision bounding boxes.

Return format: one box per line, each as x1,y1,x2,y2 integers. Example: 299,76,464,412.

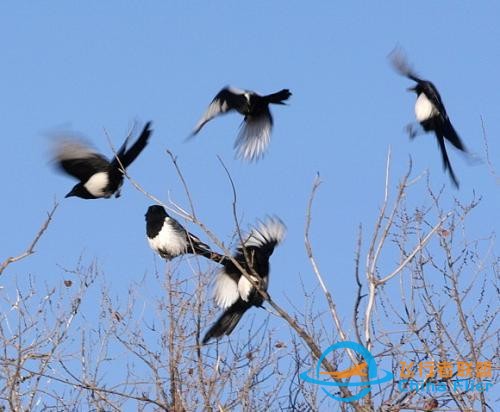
193,88,245,134
84,172,109,197
234,114,272,162
238,275,258,302
213,270,239,309
148,218,188,259
244,217,286,248
415,93,438,122
193,101,225,133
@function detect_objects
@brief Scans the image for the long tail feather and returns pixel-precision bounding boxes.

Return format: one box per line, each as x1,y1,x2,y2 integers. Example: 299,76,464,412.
436,131,459,188
192,245,228,264
118,122,153,168
202,301,250,344
264,89,291,105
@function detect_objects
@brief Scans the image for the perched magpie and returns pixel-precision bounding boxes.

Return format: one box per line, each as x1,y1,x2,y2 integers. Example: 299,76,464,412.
390,50,467,188
191,87,292,162
53,122,152,199
203,217,286,344
145,205,225,262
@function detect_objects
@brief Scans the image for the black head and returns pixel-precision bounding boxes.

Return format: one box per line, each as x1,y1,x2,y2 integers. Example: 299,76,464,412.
407,84,422,94
65,184,96,199
145,205,168,222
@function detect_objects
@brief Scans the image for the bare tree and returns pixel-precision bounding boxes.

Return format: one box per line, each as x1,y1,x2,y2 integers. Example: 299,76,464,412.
0,146,497,411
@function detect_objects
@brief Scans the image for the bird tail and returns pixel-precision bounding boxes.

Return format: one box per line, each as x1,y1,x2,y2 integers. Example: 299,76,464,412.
264,89,292,105
436,131,460,189
192,245,229,265
115,122,153,169
202,301,250,344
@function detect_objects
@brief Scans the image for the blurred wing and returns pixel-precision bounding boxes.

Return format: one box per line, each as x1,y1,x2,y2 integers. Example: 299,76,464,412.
191,87,247,135
389,48,423,83
234,111,272,162
54,139,109,181
441,119,467,152
244,217,286,248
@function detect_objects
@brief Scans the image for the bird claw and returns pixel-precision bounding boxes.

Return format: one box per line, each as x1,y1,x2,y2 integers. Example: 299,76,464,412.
406,124,418,139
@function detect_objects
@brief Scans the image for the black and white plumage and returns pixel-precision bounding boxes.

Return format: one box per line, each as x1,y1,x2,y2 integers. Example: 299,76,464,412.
145,205,225,262
390,50,467,188
191,87,292,162
202,217,286,344
54,122,152,199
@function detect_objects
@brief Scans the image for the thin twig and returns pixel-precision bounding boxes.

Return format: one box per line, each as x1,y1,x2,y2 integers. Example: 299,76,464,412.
378,212,452,284
0,202,59,276
304,174,357,363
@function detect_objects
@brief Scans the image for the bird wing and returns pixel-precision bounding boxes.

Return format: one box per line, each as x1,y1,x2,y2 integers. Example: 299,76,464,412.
112,122,152,169
213,269,241,309
390,50,452,120
191,87,248,135
389,48,422,83
166,216,215,255
242,217,287,252
54,139,110,181
186,231,211,253
441,116,467,152
234,111,273,162
420,81,449,120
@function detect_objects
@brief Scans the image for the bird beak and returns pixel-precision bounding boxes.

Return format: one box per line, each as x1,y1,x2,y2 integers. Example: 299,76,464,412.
407,86,416,92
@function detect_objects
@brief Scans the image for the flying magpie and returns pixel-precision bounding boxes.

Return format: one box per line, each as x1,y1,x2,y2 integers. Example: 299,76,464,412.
191,87,292,162
53,122,152,199
203,217,286,344
145,205,226,262
390,50,467,188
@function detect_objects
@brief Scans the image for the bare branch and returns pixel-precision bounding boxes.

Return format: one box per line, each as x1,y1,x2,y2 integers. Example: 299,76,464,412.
0,202,58,276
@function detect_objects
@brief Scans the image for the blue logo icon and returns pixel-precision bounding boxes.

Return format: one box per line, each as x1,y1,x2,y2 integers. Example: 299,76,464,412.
300,341,394,402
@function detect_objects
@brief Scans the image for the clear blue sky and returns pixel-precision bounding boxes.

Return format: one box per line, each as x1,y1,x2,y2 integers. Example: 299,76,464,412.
1,1,499,406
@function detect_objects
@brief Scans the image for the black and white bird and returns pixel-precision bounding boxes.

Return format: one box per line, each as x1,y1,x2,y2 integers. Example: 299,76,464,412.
53,122,152,199
203,217,286,344
191,87,292,162
145,205,225,262
390,50,467,188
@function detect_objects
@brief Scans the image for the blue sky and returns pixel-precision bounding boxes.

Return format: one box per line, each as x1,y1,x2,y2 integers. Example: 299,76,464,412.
0,1,499,407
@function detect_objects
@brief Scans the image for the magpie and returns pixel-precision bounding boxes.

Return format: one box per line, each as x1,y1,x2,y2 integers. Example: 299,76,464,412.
191,87,292,162
145,205,225,262
54,122,152,199
390,50,467,188
202,217,286,344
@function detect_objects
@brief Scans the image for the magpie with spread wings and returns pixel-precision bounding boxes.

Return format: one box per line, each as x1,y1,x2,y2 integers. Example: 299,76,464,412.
203,217,286,344
191,87,291,162
53,122,152,199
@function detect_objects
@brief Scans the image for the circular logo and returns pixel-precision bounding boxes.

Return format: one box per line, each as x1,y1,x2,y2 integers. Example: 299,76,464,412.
300,341,394,402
